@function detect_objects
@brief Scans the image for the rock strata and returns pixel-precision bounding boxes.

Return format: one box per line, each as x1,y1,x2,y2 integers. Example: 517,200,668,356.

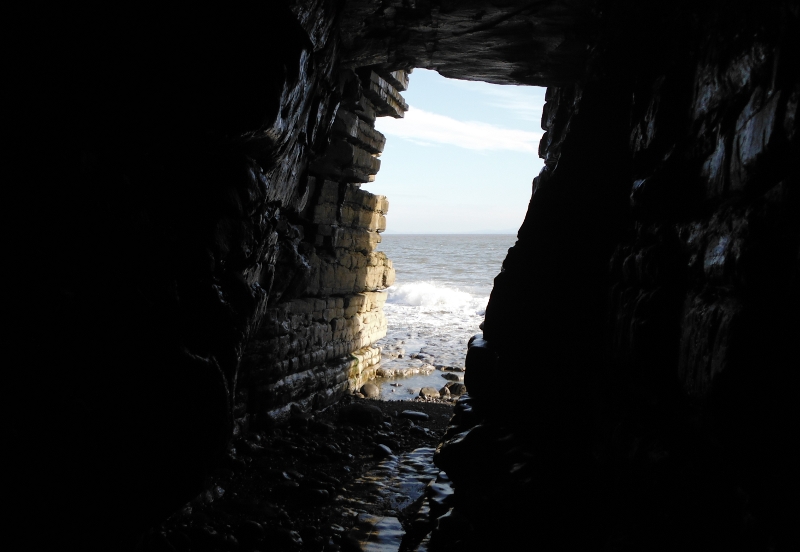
238,64,408,425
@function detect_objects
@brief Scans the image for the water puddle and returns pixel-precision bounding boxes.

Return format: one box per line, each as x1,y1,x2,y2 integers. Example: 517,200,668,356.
349,515,406,552
339,447,454,551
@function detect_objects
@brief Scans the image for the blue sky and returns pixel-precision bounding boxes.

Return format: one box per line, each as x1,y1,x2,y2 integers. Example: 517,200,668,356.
370,69,546,234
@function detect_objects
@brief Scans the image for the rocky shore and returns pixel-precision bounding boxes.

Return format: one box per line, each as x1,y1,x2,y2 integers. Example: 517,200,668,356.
357,363,466,403
134,396,454,552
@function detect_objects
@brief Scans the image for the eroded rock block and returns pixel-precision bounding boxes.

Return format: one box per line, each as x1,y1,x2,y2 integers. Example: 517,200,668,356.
464,337,498,400
362,70,408,118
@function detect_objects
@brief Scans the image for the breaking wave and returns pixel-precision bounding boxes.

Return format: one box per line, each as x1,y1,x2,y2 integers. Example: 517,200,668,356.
386,281,488,314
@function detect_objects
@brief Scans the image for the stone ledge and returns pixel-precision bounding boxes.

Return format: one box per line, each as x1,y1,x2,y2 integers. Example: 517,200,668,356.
375,68,409,92
362,70,408,118
332,108,387,154
309,140,381,183
247,344,382,425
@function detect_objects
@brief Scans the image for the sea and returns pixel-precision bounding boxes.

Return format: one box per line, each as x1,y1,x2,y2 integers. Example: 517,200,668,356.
372,234,518,400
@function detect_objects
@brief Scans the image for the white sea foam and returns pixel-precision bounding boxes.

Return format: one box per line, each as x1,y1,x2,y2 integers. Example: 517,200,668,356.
386,281,488,313
372,235,517,400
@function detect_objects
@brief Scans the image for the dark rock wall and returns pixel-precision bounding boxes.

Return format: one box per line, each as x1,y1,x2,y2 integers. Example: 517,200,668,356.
13,1,400,547
339,0,593,85
443,1,799,550
11,0,798,549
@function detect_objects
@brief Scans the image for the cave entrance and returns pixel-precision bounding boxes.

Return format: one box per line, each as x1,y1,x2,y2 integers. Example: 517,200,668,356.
365,69,547,400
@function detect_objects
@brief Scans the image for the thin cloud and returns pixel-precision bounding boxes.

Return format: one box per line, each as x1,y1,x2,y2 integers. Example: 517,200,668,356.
406,139,438,147
377,107,542,153
447,78,544,121
487,98,543,122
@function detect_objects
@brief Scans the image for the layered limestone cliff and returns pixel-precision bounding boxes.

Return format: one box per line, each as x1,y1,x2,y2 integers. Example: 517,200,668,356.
237,65,407,426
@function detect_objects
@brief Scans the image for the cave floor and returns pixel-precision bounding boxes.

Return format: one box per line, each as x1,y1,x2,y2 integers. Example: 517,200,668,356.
135,396,454,552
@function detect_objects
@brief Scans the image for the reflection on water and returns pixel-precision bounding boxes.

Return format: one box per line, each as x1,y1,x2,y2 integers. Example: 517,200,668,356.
342,447,449,551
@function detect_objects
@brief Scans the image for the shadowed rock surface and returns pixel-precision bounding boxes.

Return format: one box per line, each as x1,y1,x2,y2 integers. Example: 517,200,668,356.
10,0,798,550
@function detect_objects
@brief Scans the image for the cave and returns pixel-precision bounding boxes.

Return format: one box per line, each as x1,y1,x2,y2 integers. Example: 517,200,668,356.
11,1,798,550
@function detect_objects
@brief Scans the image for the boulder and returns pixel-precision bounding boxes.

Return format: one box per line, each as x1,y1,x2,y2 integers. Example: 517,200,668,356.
419,387,440,398
360,383,380,398
446,382,467,396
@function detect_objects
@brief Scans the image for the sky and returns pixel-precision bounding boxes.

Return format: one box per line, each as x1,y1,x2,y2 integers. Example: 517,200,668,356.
370,69,546,234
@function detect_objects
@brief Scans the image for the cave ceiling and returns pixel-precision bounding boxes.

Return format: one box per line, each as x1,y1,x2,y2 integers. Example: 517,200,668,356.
334,0,593,85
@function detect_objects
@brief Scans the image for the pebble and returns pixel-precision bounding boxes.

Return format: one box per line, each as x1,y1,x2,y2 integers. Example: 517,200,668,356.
399,410,430,421
374,444,394,458
419,386,440,398
441,372,464,381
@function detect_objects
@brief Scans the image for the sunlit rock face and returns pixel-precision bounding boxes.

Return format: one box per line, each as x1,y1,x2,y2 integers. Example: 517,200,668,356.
13,0,798,549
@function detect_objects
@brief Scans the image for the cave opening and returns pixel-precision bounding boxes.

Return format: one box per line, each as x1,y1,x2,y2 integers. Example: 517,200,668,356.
358,69,547,401
12,1,799,550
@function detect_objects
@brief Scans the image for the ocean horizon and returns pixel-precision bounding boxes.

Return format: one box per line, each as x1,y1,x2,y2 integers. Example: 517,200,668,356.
381,231,518,235
372,234,517,400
